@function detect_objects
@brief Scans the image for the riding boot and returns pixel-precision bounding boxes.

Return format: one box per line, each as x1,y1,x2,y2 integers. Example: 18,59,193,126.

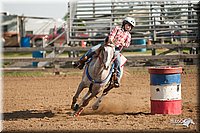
74,49,96,69
114,77,120,88
113,68,120,88
73,56,88,69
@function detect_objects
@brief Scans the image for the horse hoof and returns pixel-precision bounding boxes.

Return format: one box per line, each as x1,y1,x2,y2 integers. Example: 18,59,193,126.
92,102,100,110
72,103,79,111
92,105,99,110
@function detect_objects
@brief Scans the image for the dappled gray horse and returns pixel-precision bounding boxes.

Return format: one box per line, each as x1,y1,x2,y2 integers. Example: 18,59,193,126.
71,44,116,116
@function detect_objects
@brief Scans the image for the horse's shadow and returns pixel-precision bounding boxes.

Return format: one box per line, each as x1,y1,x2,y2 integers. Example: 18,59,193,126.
75,110,151,116
3,109,55,121
124,112,151,115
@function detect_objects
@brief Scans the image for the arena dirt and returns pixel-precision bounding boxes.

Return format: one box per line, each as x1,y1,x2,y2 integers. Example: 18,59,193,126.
2,66,199,132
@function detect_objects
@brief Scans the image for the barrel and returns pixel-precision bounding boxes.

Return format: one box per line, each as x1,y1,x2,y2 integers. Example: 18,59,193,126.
133,39,146,52
148,66,182,115
21,37,30,47
32,51,44,67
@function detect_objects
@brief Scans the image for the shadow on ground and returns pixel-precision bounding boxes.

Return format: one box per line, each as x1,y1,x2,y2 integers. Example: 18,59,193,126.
3,109,55,121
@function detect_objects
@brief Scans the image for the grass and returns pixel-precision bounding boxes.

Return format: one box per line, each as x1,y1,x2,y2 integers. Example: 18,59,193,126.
3,51,74,58
3,71,46,77
3,47,192,58
2,64,198,77
3,68,83,77
4,52,33,58
122,49,184,56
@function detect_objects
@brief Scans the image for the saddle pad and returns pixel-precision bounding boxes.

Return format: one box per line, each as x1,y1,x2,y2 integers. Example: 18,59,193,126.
120,53,127,67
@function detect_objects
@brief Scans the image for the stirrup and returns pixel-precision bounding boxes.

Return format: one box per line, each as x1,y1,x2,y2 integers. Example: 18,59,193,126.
73,62,85,69
73,61,80,68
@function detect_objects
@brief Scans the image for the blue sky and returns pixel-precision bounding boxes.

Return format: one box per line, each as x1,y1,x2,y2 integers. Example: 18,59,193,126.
1,0,68,20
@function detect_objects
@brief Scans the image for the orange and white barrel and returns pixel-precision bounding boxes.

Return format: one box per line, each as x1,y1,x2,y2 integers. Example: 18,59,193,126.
148,66,182,115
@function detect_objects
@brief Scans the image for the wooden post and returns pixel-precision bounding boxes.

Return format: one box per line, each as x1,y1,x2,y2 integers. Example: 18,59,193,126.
19,16,25,38
93,0,95,18
152,17,156,56
111,0,114,29
194,1,200,43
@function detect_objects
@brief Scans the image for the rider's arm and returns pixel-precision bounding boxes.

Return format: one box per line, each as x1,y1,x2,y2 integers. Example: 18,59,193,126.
123,33,131,48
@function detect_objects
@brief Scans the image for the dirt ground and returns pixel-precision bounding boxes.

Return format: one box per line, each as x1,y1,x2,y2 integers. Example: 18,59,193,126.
2,66,199,132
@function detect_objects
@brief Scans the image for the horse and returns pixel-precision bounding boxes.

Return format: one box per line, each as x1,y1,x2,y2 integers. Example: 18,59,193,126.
70,44,118,117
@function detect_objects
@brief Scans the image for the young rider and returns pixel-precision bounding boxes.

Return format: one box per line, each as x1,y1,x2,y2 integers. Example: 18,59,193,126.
74,17,135,87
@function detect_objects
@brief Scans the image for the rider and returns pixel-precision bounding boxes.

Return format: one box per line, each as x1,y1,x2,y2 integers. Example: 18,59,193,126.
74,17,135,87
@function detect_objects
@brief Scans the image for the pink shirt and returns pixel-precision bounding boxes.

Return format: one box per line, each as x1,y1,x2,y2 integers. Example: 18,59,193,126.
108,26,131,48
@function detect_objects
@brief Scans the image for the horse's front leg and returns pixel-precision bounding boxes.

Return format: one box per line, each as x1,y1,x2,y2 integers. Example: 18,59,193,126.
71,81,85,110
81,91,91,104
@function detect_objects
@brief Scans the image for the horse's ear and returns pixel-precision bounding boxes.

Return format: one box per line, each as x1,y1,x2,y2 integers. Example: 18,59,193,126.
99,44,105,50
104,36,109,43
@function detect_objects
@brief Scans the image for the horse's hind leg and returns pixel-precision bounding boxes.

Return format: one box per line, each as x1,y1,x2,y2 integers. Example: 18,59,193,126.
92,94,104,110
92,83,114,110
81,86,100,108
72,92,96,117
71,82,85,110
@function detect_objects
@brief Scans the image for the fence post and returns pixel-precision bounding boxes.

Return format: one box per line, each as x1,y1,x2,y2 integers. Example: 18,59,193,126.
194,1,200,42
152,17,156,56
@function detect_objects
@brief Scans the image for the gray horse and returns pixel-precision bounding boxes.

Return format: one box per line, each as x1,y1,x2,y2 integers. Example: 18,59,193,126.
71,44,118,116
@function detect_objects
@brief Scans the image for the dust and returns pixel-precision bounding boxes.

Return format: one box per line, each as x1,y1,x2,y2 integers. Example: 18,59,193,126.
84,96,144,115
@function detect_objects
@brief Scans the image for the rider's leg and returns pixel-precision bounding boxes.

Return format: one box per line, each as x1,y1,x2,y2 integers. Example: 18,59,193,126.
74,43,102,69
113,51,121,87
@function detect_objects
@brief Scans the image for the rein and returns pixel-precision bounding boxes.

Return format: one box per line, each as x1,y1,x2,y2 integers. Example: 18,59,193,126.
86,63,115,86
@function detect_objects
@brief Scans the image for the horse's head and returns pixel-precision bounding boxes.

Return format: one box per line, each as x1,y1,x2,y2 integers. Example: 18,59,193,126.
100,45,115,69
